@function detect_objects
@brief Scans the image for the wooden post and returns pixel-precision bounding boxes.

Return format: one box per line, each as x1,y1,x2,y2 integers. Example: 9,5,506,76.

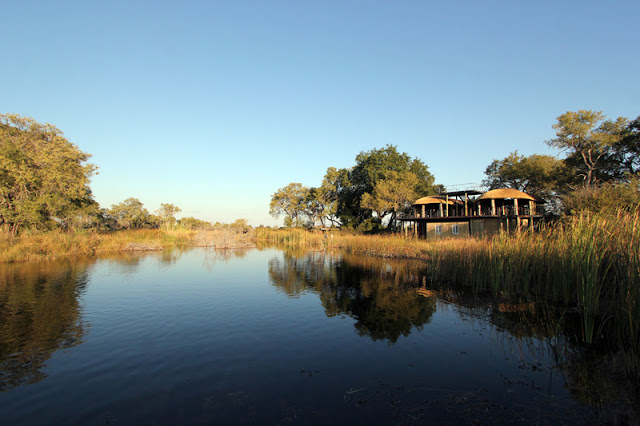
491,199,496,216
421,204,425,218
439,202,443,217
529,200,534,216
445,195,449,217
514,198,519,216
464,193,468,217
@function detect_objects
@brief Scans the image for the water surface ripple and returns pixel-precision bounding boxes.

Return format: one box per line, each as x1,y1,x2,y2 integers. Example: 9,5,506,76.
0,248,633,424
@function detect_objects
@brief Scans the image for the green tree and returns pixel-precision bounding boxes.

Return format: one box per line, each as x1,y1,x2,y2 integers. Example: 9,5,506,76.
318,167,350,227
179,217,213,230
343,145,436,228
563,176,640,214
156,203,182,229
546,110,628,187
483,151,567,199
607,115,640,179
301,187,325,227
361,170,419,226
0,114,97,233
269,183,309,227
108,198,151,229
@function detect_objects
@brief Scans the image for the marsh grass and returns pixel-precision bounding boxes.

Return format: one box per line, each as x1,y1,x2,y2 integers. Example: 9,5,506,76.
257,209,640,348
0,229,194,263
0,227,257,263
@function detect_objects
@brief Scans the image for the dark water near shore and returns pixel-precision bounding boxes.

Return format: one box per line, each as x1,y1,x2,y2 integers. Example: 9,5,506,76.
0,248,637,425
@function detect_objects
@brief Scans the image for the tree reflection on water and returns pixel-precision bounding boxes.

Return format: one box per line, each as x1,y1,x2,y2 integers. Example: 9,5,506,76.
269,249,436,343
268,248,640,422
0,261,90,392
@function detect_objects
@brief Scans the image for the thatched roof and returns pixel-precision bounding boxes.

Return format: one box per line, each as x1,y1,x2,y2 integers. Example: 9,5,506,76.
477,188,541,202
413,196,462,206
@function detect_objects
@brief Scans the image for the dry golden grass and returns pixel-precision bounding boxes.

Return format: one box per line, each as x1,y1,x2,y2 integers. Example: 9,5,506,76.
0,229,194,263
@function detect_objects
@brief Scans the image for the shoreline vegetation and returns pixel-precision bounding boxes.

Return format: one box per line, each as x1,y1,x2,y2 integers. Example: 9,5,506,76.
263,209,640,346
0,228,256,263
2,208,638,350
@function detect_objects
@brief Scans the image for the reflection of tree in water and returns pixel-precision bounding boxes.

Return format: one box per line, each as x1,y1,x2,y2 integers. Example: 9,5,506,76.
202,248,250,271
0,261,89,392
269,249,436,343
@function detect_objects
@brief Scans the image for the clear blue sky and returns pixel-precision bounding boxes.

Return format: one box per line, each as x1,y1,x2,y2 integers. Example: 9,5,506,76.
2,1,638,225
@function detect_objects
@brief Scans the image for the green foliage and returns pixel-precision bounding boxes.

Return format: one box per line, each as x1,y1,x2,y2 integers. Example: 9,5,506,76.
107,198,152,229
156,203,182,229
319,167,351,227
269,183,309,227
563,177,640,214
0,114,97,233
179,216,213,230
485,111,638,214
608,115,640,179
483,152,566,197
271,146,436,229
345,145,436,226
546,110,628,187
361,170,419,225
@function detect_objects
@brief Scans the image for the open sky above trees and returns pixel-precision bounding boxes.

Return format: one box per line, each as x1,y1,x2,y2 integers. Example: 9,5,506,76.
2,1,638,226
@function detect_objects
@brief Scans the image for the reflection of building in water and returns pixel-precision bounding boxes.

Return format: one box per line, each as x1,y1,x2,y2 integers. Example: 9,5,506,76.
0,261,89,392
398,187,546,238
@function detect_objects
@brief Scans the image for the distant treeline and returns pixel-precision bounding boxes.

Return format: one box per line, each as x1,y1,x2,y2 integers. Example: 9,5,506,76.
0,113,237,234
271,110,639,229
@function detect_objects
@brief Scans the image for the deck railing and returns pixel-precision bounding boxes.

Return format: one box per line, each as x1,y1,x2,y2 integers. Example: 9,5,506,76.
397,206,545,220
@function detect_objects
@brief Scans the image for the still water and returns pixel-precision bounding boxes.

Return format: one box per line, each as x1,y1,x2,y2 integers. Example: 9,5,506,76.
0,248,635,424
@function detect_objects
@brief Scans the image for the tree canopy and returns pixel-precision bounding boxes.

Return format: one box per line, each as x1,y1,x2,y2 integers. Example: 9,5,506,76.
546,110,628,187
485,110,639,215
108,198,152,229
269,183,308,227
482,151,568,200
156,203,182,228
270,145,437,229
0,114,97,233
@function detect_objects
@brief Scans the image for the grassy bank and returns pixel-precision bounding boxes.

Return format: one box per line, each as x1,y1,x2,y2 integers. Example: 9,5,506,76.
0,228,256,263
256,209,640,347
0,229,193,262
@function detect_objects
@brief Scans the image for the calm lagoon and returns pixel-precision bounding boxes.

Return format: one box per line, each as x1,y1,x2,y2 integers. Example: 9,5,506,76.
0,248,634,424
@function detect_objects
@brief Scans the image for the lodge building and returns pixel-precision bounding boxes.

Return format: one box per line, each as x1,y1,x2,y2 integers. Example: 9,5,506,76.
397,187,545,238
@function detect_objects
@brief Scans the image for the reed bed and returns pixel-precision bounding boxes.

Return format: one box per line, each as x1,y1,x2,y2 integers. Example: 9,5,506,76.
0,229,194,263
257,209,640,348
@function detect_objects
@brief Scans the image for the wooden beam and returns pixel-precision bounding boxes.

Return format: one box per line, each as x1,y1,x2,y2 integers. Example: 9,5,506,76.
445,195,449,217
464,193,468,217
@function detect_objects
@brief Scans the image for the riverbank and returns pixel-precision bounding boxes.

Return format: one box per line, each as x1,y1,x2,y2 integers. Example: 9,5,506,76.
0,228,255,263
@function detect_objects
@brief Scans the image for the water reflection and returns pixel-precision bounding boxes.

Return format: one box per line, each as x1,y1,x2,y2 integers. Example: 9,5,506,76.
202,247,250,270
0,248,637,424
269,249,436,343
0,261,89,391
268,249,640,422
